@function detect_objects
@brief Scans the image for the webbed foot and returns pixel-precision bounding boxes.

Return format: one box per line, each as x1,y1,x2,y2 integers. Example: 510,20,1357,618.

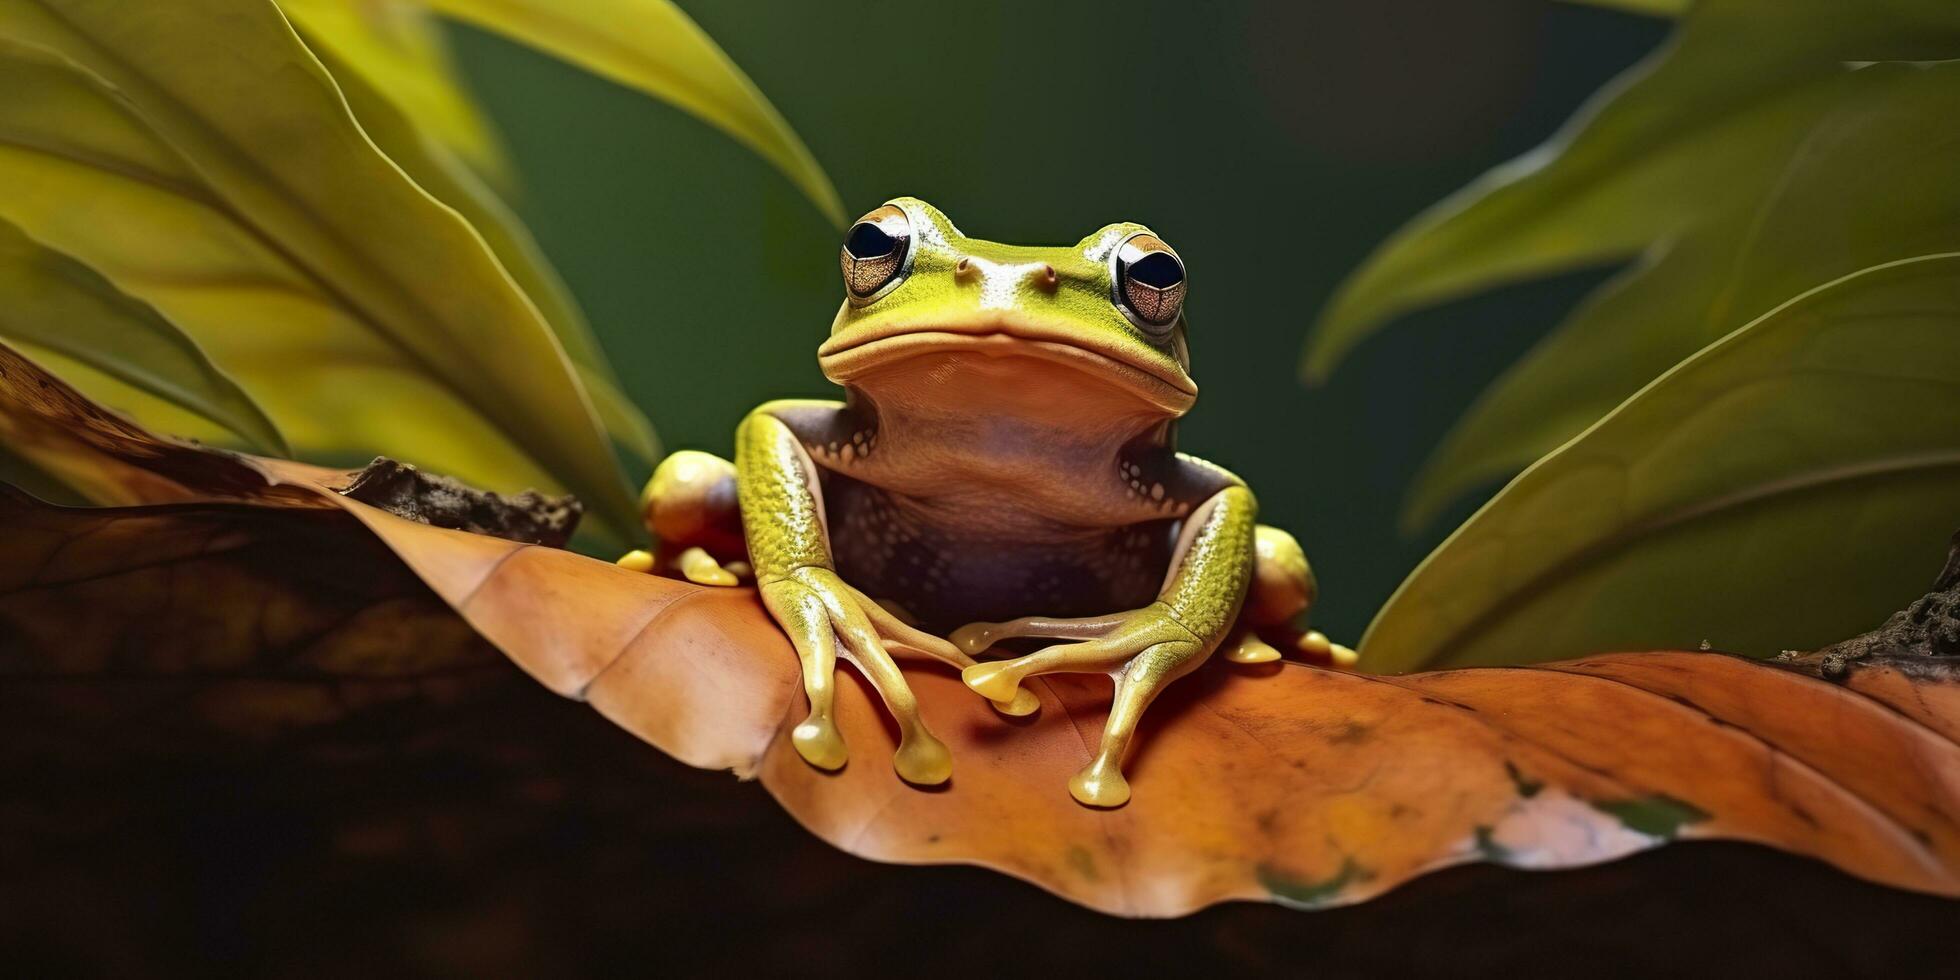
1294,628,1359,668
614,546,746,586
952,604,1211,808
1221,625,1358,667
763,567,1035,785
1222,626,1282,664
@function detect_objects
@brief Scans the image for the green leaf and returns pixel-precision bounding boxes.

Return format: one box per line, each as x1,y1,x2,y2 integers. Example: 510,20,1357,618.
1403,62,1960,532
277,0,513,189
422,0,846,227
1302,0,1960,383
0,0,638,541
297,22,659,466
0,42,542,488
0,217,285,454
1361,253,1960,674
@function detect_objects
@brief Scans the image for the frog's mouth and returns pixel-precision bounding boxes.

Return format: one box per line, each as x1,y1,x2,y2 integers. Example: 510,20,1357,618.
819,319,1196,415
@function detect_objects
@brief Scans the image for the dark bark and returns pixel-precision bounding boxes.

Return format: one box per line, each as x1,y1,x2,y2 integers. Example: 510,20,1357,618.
338,456,581,547
1784,530,1960,680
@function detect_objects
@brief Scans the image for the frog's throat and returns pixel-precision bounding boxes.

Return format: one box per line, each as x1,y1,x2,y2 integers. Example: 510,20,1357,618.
819,327,1196,416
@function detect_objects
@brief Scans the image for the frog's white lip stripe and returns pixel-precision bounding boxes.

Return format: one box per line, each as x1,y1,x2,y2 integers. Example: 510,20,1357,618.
819,316,1198,400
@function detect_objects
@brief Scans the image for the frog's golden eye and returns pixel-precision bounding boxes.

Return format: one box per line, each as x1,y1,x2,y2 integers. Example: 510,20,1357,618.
1111,232,1186,333
841,204,913,302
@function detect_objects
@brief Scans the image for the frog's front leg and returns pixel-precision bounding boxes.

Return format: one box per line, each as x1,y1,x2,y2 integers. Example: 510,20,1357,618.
1217,525,1356,668
737,402,1035,786
954,484,1257,808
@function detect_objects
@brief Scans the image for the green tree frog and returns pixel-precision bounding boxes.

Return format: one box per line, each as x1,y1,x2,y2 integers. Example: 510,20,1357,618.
623,199,1344,807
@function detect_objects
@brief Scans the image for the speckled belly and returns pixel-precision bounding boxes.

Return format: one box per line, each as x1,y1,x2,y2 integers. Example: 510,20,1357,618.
821,475,1176,631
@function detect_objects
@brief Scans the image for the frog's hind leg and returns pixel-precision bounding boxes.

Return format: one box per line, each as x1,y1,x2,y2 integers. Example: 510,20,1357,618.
844,594,1040,716
619,450,749,586
946,613,1132,657
954,485,1262,807
1223,525,1355,666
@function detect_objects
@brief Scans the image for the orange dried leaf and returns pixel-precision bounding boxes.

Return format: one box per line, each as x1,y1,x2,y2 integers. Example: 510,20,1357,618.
2,341,1957,916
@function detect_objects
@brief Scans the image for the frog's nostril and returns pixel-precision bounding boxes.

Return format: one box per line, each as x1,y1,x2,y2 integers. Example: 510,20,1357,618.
954,257,977,282
1033,264,1058,292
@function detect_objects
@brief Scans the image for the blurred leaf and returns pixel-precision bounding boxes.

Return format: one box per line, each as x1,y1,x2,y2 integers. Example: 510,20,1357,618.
1363,254,1960,673
0,1,638,540
0,45,555,502
0,42,640,495
6,342,1960,918
1404,62,1960,531
1303,0,1960,383
422,0,846,226
301,27,659,465
0,217,285,454
277,0,513,188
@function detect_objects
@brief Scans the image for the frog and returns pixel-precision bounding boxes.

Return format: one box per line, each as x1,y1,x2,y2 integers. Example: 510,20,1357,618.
619,198,1348,808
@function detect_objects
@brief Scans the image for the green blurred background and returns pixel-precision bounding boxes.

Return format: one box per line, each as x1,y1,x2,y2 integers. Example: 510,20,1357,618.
447,0,1665,643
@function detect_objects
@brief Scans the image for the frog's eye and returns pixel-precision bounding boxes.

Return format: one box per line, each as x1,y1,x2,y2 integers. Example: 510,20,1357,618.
1111,232,1186,333
841,204,914,302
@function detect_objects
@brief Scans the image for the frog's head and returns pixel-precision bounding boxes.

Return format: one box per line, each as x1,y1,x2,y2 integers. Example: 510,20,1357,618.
818,198,1198,426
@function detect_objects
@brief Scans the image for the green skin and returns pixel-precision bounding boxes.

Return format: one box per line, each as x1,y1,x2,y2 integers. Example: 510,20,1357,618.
645,198,1314,808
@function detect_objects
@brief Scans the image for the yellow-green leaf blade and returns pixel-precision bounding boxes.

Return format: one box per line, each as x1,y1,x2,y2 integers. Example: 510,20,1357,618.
0,41,197,187
0,0,638,539
1363,254,1960,674
1402,61,1960,532
277,0,512,188
298,23,658,465
0,47,574,524
0,217,285,454
423,0,845,226
0,149,572,515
